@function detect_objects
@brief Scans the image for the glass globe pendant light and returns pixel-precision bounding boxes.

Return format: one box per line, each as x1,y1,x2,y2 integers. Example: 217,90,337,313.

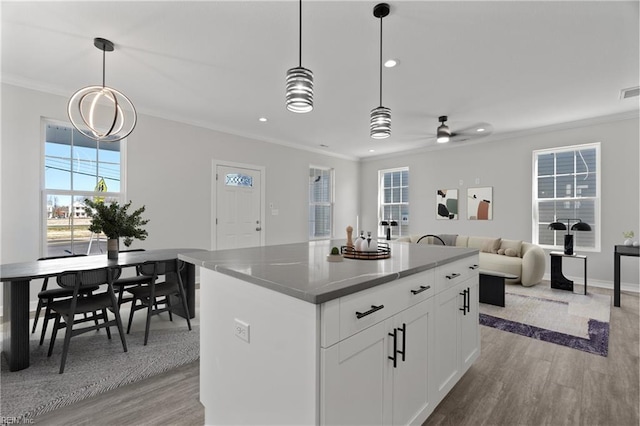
68,38,137,142
370,3,391,139
286,0,314,113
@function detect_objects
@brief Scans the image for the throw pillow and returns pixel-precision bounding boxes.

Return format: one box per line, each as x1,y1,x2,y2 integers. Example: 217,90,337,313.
438,234,458,246
497,248,506,255
504,248,517,257
500,239,523,257
480,238,501,254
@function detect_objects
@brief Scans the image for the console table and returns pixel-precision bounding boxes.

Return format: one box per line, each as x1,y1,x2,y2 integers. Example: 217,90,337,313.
1,248,203,371
614,245,639,307
550,251,587,295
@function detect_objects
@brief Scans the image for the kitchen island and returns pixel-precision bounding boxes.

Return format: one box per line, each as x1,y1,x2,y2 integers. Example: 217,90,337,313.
180,240,480,425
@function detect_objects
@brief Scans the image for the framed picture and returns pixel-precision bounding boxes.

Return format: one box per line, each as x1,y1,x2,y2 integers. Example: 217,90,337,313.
467,187,492,220
436,189,458,220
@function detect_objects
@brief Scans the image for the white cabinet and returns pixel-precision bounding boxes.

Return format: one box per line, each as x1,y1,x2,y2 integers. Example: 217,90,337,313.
199,253,479,426
391,299,435,425
321,298,435,425
433,277,480,402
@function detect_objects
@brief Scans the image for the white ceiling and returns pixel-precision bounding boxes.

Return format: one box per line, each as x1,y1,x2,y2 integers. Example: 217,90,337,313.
2,1,639,159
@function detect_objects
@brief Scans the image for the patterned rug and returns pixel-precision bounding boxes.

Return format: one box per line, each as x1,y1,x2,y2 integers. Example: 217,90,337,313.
479,284,610,356
0,324,199,422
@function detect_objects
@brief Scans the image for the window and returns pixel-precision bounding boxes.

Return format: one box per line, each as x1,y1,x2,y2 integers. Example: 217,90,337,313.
309,167,334,239
378,167,409,238
43,121,124,256
533,143,600,251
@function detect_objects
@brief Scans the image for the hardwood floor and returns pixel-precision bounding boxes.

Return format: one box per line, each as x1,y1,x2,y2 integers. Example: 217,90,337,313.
425,286,640,426
33,286,638,426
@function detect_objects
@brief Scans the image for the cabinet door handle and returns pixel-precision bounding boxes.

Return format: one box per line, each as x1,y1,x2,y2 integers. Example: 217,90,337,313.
446,273,461,280
410,285,431,295
469,264,479,270
388,329,397,368
465,288,471,313
355,304,384,319
459,289,468,315
397,323,406,362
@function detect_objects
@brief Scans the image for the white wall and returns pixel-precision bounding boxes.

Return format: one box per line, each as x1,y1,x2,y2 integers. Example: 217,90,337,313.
359,116,640,288
0,83,359,309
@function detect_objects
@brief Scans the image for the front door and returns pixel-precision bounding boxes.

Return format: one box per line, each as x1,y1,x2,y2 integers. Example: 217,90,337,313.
216,165,262,250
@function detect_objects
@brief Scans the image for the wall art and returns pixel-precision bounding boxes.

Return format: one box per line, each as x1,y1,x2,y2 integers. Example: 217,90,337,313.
467,187,493,220
436,189,458,220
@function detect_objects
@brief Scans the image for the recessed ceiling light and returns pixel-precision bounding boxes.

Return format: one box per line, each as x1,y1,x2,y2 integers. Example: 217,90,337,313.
476,128,485,132
384,59,398,68
258,117,268,122
369,149,376,153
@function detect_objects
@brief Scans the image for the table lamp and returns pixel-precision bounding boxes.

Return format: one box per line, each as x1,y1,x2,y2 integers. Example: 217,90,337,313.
380,219,398,240
548,218,591,255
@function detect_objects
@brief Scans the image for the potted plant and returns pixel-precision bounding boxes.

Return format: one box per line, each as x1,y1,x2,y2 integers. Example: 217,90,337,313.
84,198,150,259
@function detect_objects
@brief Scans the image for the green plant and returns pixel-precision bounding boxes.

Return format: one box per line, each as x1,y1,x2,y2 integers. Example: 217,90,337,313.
331,246,340,255
623,230,635,239
84,198,149,246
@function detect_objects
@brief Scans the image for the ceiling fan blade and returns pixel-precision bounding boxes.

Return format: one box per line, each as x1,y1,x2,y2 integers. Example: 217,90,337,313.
450,122,493,142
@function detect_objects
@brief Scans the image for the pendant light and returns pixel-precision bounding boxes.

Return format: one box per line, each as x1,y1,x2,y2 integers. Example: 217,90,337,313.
68,38,137,142
370,3,391,139
436,116,450,143
286,0,314,113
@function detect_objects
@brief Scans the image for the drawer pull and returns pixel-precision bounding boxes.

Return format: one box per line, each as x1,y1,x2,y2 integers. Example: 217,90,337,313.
469,264,479,270
446,273,461,280
410,285,431,295
356,304,384,319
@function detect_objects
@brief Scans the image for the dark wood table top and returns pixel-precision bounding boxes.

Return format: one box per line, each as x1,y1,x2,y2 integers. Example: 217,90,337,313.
615,245,639,256
0,248,205,282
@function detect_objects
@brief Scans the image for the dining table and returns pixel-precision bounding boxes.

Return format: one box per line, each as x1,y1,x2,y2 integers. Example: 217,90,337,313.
1,248,203,371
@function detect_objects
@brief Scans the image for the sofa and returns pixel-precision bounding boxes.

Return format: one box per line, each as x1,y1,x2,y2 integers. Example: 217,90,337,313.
396,234,546,287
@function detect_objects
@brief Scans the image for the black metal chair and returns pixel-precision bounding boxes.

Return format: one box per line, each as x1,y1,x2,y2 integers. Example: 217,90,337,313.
47,266,127,374
112,249,152,306
32,254,99,346
126,259,192,345
416,234,446,245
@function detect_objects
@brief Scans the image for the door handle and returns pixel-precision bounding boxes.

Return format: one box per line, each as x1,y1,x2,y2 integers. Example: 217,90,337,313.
388,328,397,368
256,227,262,231
459,289,468,315
397,323,406,362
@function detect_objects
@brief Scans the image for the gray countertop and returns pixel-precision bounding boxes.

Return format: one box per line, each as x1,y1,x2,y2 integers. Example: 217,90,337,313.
180,240,477,304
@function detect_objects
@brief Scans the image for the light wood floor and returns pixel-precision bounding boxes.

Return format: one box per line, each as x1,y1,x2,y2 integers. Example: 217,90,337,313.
34,286,639,426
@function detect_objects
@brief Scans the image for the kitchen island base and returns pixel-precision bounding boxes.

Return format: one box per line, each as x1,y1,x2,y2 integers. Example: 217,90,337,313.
195,244,480,425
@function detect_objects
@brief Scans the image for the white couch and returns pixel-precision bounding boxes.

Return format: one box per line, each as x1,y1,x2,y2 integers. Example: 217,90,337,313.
396,234,546,287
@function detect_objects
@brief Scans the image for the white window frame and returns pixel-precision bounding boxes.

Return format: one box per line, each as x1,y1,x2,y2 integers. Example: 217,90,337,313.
41,119,127,257
308,165,334,240
378,167,409,238
532,142,601,252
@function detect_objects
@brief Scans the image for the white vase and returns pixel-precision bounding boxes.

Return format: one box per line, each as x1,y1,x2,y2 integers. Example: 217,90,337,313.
624,238,633,246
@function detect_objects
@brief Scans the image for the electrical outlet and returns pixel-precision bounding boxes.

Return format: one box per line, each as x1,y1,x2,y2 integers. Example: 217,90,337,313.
234,319,250,343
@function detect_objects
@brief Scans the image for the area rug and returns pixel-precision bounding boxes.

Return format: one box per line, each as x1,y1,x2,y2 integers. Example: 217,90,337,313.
479,284,610,356
0,325,199,422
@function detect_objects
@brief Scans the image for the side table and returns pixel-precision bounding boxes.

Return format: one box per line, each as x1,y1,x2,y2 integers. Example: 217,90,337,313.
550,251,587,295
614,245,639,307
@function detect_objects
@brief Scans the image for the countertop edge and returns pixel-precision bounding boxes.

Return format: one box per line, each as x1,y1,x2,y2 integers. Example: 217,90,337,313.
179,248,478,304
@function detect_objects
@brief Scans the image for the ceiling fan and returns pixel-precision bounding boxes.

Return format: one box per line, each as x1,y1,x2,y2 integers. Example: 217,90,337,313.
431,115,493,144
